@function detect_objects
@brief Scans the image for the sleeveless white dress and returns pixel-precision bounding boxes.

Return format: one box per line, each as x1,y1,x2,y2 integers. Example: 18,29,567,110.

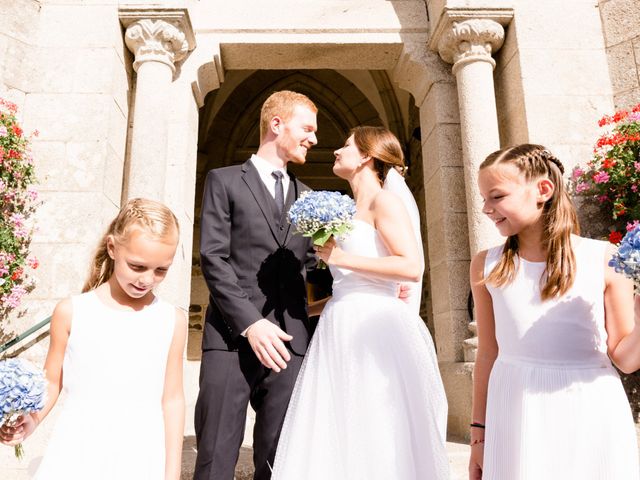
34,291,176,480
272,219,450,480
483,238,639,479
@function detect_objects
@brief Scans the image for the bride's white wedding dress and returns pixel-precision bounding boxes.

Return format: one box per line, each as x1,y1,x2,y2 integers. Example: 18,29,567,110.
272,218,450,479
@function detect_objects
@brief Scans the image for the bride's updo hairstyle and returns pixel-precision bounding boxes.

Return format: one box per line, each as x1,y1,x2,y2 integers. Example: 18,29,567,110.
351,126,405,184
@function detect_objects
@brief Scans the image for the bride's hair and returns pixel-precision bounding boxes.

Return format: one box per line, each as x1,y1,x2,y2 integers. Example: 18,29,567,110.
350,126,405,184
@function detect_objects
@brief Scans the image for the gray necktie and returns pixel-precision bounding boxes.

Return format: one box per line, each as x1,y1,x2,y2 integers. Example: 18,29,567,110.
272,171,284,216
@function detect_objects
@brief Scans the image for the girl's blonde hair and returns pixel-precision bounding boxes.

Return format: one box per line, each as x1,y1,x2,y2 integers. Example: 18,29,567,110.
480,144,580,300
82,198,180,293
350,126,405,184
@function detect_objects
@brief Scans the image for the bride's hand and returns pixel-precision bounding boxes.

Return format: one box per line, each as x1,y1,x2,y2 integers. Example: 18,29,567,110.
315,238,345,266
0,414,37,446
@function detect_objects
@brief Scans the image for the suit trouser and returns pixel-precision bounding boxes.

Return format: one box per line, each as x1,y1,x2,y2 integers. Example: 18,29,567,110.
193,345,304,480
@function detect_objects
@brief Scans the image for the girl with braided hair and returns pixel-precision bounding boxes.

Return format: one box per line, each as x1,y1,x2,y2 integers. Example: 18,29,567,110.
468,144,639,479
0,198,188,479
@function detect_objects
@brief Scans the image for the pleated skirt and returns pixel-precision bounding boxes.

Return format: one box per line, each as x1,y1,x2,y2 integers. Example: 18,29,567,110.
484,356,639,480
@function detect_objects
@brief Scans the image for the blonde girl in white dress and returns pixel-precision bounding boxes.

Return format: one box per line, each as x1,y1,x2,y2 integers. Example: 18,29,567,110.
0,198,188,480
469,144,640,479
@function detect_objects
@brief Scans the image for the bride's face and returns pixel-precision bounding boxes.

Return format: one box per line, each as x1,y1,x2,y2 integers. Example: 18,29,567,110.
333,135,366,180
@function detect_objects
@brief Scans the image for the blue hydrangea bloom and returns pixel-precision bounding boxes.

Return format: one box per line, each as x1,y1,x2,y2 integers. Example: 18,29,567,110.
609,224,640,284
288,190,356,245
0,357,47,459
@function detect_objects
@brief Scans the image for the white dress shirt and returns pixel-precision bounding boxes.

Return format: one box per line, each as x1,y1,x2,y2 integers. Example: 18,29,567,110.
250,154,289,199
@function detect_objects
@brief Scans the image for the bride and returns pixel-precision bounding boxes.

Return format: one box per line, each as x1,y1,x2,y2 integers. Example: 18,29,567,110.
272,126,449,479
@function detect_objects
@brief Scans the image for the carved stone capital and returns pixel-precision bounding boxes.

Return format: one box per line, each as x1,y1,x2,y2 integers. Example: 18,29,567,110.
124,19,188,72
119,7,196,73
438,19,505,71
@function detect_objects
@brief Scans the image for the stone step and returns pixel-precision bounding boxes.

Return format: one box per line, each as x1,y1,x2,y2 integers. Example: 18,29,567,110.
180,437,471,480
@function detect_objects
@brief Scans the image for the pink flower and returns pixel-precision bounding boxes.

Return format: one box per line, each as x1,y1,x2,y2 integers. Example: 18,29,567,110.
592,171,610,184
635,162,640,172
571,167,584,181
3,285,27,308
26,256,39,269
0,179,5,193
575,182,590,193
632,184,638,192
597,194,609,203
627,220,640,232
0,125,7,137
628,112,640,122
26,187,38,201
13,225,28,239
10,212,25,228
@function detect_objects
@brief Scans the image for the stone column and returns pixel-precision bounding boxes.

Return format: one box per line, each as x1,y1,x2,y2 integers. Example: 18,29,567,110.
436,17,509,257
119,8,195,201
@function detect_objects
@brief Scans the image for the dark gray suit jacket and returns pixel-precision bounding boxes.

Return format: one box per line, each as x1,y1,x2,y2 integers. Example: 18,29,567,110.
199,159,316,356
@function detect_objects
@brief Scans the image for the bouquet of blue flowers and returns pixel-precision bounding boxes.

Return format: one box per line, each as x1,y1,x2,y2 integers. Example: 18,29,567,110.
609,223,640,288
0,357,47,459
288,190,356,268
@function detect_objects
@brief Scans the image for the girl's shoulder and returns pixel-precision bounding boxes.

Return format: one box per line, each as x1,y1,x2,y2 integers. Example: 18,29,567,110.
482,243,506,263
573,235,609,258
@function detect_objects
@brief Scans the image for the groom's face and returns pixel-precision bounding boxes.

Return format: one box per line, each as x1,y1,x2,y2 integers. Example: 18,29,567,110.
276,104,318,165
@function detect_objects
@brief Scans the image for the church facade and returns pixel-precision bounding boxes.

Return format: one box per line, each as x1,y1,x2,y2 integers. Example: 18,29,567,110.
1,0,638,475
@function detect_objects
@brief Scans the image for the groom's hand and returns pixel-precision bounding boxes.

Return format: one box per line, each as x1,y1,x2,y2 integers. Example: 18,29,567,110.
246,319,293,373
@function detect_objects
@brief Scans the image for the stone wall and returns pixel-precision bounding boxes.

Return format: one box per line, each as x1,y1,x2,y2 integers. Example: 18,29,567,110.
599,0,640,110
0,0,132,351
495,0,613,171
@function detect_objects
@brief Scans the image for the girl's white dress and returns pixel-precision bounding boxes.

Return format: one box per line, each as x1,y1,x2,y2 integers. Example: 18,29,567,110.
272,219,450,480
484,237,639,479
34,291,176,480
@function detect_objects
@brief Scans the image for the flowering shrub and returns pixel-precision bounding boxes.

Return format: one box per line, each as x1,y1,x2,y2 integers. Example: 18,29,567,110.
0,98,39,319
571,104,640,243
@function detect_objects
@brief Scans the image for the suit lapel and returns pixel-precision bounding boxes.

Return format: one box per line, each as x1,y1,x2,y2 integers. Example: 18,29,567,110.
241,160,281,245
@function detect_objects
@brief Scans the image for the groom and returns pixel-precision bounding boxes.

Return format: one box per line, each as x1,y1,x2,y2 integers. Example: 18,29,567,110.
194,90,319,480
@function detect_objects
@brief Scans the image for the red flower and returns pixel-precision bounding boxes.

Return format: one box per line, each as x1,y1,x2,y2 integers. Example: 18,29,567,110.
602,158,616,169
609,231,623,244
11,125,22,136
11,268,23,281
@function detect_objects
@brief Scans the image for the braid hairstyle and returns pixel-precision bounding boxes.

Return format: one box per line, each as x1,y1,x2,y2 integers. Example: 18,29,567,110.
350,126,406,184
480,144,580,300
82,198,180,293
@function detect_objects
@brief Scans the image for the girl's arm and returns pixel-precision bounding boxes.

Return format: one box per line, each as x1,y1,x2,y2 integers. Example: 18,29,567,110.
603,244,638,374
0,299,71,446
469,251,499,480
317,190,422,282
162,307,188,480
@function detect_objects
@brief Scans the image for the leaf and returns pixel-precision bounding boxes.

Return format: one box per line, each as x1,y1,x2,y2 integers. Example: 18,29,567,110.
312,228,333,246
